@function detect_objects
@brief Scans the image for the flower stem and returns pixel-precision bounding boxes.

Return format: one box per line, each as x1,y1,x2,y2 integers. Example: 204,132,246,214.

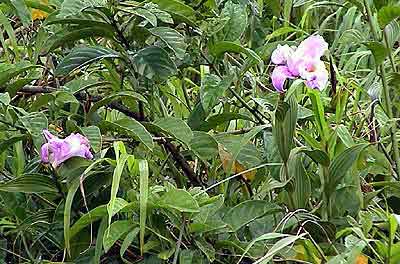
363,0,400,177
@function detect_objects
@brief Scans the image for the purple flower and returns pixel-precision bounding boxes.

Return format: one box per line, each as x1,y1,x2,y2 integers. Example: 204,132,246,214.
271,35,329,92
40,130,93,168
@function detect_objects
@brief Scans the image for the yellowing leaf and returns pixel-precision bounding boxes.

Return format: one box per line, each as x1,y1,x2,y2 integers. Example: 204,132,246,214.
356,255,368,264
218,145,256,181
31,0,49,20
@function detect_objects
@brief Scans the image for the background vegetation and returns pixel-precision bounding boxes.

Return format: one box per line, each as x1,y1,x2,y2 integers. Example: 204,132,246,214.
1,0,400,263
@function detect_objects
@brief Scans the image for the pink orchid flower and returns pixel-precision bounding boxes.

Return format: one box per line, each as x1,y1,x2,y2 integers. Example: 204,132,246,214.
270,35,329,92
40,130,93,168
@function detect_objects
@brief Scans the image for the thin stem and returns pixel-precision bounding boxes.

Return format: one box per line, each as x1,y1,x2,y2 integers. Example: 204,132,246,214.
363,0,400,177
172,216,186,264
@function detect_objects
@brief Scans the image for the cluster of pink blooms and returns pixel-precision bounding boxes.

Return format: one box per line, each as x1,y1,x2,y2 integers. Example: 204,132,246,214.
40,130,93,168
270,35,329,92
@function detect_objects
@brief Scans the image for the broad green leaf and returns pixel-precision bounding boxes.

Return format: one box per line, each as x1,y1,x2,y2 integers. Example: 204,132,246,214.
103,220,133,253
47,27,116,52
154,117,193,146
132,7,157,26
0,174,57,193
150,0,196,25
0,135,26,155
378,6,400,28
55,46,119,76
189,131,218,160
81,126,102,153
0,62,39,86
133,46,177,80
9,0,31,26
149,27,187,60
159,189,199,213
288,149,311,208
220,1,248,41
327,144,369,194
70,198,129,239
273,96,297,163
302,149,330,166
363,41,389,65
200,74,233,111
0,92,10,105
19,112,48,148
336,125,354,148
100,119,154,150
139,160,149,255
199,112,254,131
223,200,281,231
59,0,107,18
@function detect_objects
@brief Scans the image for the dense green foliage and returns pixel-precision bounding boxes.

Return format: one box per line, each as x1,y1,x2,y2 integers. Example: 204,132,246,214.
1,0,400,263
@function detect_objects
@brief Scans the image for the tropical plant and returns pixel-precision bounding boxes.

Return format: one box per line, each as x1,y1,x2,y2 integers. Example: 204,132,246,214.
1,0,400,263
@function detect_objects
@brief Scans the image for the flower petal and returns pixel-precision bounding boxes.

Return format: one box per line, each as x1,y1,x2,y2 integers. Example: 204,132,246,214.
43,129,56,141
271,66,295,92
300,61,329,90
40,143,50,163
271,44,294,65
296,35,328,60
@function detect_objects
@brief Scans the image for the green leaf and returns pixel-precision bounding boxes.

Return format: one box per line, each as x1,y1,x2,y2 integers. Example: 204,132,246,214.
55,46,119,76
220,1,248,41
0,92,10,105
0,135,26,155
308,89,329,141
59,0,107,18
0,62,39,87
266,26,301,40
327,144,369,195
223,200,281,231
132,7,157,26
19,112,48,148
107,145,130,226
273,96,297,163
257,234,306,263
133,46,177,80
9,0,31,26
139,160,149,255
363,41,389,65
81,126,102,153
378,5,400,28
0,174,57,193
47,27,116,52
199,113,254,131
336,125,354,148
302,149,330,166
100,119,154,150
288,149,311,209
103,220,133,253
70,198,129,239
120,228,140,262
189,131,218,160
149,27,187,60
150,0,196,25
159,189,199,213
88,91,147,117
195,237,215,262
154,117,193,146
200,74,233,111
